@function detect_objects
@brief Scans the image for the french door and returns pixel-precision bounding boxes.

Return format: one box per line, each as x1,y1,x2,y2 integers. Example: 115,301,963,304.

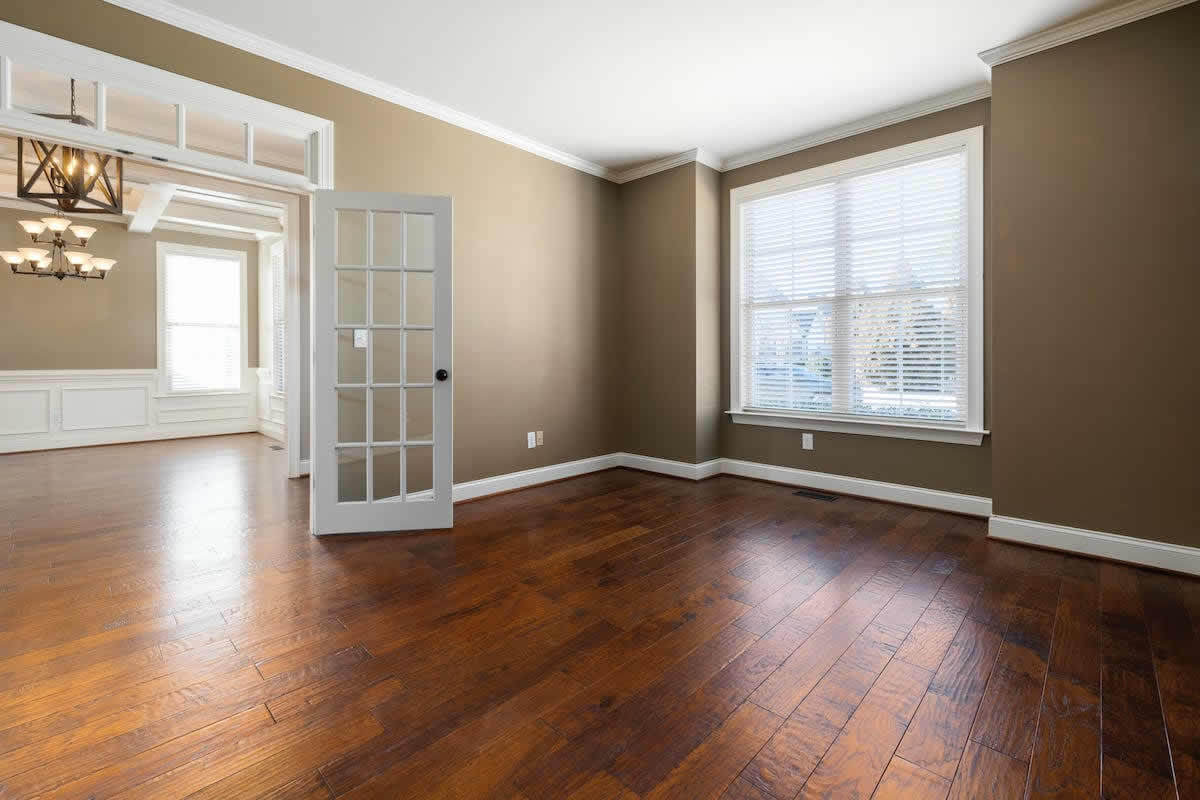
311,192,453,534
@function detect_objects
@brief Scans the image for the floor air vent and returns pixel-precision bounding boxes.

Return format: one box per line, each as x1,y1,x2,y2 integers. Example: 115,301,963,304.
793,488,839,502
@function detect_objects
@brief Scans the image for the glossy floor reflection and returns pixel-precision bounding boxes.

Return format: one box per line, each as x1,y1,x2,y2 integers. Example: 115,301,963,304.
0,433,1196,798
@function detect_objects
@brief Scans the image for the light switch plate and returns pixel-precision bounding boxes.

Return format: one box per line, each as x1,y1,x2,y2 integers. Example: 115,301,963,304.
353,329,368,349
802,432,814,450
536,430,544,446
527,431,536,448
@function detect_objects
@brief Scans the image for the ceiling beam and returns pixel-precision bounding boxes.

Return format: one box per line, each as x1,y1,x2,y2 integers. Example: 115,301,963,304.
128,182,177,233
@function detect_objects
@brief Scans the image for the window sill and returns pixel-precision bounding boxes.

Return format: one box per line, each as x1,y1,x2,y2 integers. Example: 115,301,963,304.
727,410,988,446
154,389,250,399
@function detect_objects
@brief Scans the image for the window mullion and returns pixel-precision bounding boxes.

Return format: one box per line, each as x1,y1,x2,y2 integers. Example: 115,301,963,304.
831,179,851,415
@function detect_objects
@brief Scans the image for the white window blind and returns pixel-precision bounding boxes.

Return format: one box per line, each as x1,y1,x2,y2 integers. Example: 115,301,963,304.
162,250,243,393
738,144,975,428
270,240,286,394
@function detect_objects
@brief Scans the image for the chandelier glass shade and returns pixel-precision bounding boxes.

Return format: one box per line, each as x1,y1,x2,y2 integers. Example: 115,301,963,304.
2,214,117,281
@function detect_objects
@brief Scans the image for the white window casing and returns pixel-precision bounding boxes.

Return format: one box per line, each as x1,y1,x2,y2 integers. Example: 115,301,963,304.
729,127,987,445
157,242,249,395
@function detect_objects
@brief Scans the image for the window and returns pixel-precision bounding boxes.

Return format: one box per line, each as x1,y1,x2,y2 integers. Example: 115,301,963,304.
730,128,985,445
157,243,247,394
269,239,286,395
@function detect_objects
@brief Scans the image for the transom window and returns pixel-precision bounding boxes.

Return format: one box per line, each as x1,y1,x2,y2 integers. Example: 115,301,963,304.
157,243,247,394
730,128,985,444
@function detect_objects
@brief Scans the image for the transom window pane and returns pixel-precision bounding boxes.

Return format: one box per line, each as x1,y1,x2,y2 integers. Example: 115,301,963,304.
738,144,974,426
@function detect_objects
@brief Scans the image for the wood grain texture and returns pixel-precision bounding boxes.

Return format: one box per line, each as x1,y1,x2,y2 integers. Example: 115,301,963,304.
0,434,1194,799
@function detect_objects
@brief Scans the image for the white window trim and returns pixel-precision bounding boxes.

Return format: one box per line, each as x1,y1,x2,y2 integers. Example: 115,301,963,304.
728,126,987,446
0,21,334,191
156,241,250,397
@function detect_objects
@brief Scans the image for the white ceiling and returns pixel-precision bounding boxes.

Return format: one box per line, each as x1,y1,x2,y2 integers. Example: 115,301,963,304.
123,0,1119,173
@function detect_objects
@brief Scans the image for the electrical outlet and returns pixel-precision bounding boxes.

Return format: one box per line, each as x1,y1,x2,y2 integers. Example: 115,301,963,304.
802,432,814,450
527,431,536,448
536,430,544,446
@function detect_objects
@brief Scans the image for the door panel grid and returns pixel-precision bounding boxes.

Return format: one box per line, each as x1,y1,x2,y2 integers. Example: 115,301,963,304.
333,209,440,505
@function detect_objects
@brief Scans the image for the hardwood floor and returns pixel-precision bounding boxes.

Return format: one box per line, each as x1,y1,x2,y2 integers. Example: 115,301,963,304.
1,433,1197,799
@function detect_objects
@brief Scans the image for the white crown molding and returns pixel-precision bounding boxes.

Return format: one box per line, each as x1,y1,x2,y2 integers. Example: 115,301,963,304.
99,0,613,180
979,0,1197,66
611,147,725,185
720,82,992,173
989,515,1200,576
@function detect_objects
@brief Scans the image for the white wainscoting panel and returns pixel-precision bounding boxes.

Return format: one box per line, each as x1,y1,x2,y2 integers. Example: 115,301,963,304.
62,386,150,430
0,370,258,453
0,388,50,435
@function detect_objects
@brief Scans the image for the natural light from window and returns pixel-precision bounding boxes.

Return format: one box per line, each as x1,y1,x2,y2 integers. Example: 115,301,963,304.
162,250,243,393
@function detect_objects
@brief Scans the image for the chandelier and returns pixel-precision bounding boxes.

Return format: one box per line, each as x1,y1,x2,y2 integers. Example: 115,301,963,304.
2,214,116,281
16,79,123,215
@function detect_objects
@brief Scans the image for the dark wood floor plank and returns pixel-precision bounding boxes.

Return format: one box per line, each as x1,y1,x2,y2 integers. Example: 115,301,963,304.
946,740,1027,800
0,435,1193,800
872,756,950,800
797,658,933,799
1098,563,1177,799
969,604,1057,761
1137,571,1200,798
895,618,1004,779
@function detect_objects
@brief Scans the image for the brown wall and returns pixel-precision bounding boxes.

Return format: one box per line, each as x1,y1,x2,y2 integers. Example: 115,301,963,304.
719,100,993,497
0,205,257,370
619,164,697,463
991,4,1200,545
1,1,624,484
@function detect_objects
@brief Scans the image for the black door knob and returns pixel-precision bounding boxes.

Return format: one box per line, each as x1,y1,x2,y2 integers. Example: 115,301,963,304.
435,369,449,382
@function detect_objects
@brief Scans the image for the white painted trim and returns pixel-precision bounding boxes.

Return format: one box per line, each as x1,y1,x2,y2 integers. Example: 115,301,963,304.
156,241,249,396
728,411,987,446
0,20,333,190
98,0,611,181
989,515,1200,576
729,126,985,441
453,453,623,502
442,452,990,517
720,83,991,173
978,0,1197,67
621,453,723,480
258,417,285,442
0,368,259,453
611,147,724,184
719,458,991,517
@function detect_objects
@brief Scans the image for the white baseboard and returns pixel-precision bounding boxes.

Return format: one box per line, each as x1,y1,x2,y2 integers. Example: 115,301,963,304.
989,515,1200,576
719,457,992,517
258,419,285,442
453,453,623,502
621,452,723,481
446,452,988,517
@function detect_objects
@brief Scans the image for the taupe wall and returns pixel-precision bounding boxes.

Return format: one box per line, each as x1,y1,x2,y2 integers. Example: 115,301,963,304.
695,164,721,463
619,164,697,463
719,101,993,497
2,1,624,484
0,205,257,370
991,4,1200,545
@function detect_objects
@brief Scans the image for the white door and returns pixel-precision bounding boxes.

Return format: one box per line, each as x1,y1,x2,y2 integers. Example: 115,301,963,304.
312,192,453,535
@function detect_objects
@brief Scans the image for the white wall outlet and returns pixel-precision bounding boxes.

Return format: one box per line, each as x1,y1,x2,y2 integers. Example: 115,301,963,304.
527,431,536,448
353,329,368,349
536,430,544,446
802,432,814,450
